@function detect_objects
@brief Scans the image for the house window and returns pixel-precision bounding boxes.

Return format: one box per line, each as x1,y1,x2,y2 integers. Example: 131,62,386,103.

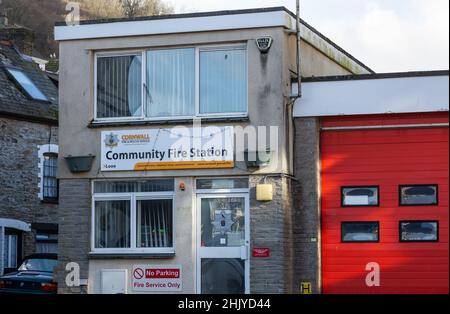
38,144,59,202
342,186,379,207
400,221,439,242
5,67,49,101
399,185,438,206
342,222,379,242
36,233,58,254
95,45,247,121
3,234,18,268
96,54,143,119
92,180,174,253
43,153,58,200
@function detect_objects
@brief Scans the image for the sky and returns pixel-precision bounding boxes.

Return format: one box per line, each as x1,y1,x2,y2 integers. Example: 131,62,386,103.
164,0,449,73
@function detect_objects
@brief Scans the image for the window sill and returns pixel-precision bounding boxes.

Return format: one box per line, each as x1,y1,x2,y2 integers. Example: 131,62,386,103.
89,252,176,259
88,116,249,128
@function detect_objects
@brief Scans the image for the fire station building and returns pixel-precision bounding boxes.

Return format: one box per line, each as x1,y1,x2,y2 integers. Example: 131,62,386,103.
54,7,449,294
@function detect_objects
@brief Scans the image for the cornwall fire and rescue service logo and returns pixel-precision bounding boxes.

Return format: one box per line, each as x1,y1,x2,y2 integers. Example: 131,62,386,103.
104,133,119,148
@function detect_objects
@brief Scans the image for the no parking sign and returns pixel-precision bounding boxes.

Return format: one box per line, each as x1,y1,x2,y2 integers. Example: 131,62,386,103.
132,265,182,292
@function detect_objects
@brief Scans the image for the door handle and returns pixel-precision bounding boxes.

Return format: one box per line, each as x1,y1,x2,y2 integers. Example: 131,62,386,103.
240,245,249,260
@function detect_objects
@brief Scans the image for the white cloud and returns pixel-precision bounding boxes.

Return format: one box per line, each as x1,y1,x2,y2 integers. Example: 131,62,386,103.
163,0,449,72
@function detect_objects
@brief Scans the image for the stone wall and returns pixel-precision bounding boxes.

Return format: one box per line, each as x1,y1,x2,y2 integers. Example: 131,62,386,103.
249,175,294,293
55,179,91,294
0,117,58,257
292,117,322,294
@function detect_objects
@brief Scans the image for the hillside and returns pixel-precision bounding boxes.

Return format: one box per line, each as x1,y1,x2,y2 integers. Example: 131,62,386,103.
0,0,172,58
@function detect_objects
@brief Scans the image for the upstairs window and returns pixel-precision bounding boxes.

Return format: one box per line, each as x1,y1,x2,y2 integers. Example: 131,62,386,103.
6,68,48,101
96,54,143,119
95,45,247,121
400,185,438,206
43,153,58,200
342,186,379,207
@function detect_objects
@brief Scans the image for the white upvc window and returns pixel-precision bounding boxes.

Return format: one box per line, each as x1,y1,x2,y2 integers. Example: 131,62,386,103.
94,43,248,122
91,180,175,254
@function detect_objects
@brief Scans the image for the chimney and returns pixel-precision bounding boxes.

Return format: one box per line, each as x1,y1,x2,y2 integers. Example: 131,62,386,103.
0,16,35,56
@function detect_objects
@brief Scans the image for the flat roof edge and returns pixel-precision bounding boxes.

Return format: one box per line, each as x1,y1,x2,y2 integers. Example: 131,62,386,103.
300,70,450,83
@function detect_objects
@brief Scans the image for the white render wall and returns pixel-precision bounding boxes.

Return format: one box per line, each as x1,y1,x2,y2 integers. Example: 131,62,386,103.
293,74,449,117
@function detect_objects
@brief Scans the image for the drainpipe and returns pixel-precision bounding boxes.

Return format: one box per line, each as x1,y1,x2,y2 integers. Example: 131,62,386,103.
296,0,302,98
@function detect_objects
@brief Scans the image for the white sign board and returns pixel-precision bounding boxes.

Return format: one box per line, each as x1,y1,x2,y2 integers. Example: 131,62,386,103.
101,126,234,171
132,265,182,292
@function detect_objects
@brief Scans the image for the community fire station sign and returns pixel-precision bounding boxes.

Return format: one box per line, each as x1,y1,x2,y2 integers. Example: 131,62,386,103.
132,265,182,292
101,127,234,171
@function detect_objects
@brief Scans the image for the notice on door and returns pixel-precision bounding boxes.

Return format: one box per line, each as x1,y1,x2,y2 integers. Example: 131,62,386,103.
132,265,182,292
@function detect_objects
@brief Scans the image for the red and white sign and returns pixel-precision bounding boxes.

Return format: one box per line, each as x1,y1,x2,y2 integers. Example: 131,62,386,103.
252,248,270,258
132,265,182,292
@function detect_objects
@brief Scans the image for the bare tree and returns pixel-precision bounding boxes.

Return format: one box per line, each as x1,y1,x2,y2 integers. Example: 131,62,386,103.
119,0,172,18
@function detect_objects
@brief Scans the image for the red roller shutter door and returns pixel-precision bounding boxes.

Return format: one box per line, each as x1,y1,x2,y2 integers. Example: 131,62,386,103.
321,113,449,294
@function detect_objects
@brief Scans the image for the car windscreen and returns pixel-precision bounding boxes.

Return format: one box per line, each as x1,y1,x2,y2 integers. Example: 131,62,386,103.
18,259,58,272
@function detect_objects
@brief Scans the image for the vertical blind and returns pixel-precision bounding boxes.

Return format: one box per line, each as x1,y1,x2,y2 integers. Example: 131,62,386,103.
97,55,142,118
137,199,173,248
96,47,247,119
200,48,247,114
95,200,131,248
146,48,195,117
43,153,58,199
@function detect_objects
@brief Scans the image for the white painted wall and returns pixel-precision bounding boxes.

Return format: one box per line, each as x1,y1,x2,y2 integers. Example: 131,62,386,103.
293,74,449,117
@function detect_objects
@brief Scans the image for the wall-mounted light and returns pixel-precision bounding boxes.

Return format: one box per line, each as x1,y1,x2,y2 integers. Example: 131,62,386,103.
179,182,186,191
256,184,274,202
64,155,95,173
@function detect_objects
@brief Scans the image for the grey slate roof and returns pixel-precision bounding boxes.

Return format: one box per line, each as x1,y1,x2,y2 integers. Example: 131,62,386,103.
0,40,58,124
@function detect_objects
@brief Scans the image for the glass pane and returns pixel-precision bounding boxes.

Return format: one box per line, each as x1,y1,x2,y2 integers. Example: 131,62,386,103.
342,222,379,242
400,185,438,205
146,48,195,117
137,199,173,248
201,258,245,294
43,154,58,198
95,200,130,248
9,235,17,268
401,221,438,241
94,180,174,193
3,235,9,268
6,68,48,101
36,242,58,254
197,178,249,190
97,55,142,118
200,48,247,114
201,197,245,247
343,187,379,206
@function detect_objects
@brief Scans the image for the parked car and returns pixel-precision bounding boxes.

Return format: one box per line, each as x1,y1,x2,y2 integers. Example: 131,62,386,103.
0,254,57,294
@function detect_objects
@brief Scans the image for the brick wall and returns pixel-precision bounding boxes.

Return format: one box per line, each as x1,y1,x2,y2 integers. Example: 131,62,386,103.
292,117,322,294
250,175,294,293
55,179,91,294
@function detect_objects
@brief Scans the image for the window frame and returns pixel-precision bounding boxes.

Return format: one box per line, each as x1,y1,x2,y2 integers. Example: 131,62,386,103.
94,50,146,122
399,184,439,207
399,220,439,243
93,43,248,123
91,183,175,255
341,221,380,243
42,152,59,202
38,144,59,203
341,186,380,208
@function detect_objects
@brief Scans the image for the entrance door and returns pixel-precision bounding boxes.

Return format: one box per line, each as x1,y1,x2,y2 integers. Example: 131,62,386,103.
196,194,250,294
